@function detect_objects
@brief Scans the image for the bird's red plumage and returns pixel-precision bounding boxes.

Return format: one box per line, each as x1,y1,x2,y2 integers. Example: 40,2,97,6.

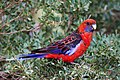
45,41,87,62
45,32,93,62
18,19,96,62
44,19,96,62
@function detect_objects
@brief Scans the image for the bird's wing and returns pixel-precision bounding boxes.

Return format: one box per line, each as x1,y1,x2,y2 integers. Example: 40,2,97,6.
31,31,82,55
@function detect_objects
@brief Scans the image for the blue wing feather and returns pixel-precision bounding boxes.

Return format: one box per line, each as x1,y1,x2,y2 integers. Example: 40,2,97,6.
31,30,82,55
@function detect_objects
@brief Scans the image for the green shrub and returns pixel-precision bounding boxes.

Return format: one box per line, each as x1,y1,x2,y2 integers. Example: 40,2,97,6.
0,0,119,79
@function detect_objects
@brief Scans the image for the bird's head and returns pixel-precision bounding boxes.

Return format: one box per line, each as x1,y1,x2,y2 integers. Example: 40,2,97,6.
77,19,96,33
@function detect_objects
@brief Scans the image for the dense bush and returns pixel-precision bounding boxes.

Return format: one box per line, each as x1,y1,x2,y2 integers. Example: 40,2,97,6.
0,0,120,79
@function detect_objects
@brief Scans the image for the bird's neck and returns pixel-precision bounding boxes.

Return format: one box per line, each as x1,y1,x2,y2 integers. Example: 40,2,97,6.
80,32,93,47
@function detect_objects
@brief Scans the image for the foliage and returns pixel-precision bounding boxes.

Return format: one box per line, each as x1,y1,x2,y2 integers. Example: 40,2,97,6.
0,0,120,79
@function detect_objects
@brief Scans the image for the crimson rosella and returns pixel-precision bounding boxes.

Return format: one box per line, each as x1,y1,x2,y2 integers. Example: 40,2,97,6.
18,19,96,62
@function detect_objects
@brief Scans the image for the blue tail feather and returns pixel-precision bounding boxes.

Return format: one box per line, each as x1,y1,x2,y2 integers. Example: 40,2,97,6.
18,53,46,60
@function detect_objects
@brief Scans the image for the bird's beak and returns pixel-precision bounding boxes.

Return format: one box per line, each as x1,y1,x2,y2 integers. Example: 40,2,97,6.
92,24,97,30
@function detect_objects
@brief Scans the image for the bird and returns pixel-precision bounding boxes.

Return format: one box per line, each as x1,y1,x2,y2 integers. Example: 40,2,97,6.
18,19,96,62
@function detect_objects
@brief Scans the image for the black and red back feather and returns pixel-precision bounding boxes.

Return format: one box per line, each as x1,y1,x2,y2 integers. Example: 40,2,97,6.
31,30,82,55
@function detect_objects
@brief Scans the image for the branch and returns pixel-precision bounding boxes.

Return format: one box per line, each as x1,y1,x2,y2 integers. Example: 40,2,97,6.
0,0,23,30
0,23,42,35
0,0,23,14
0,29,32,35
66,13,74,32
0,12,22,30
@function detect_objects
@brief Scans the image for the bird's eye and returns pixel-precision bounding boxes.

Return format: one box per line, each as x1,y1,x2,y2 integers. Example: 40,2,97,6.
86,22,90,25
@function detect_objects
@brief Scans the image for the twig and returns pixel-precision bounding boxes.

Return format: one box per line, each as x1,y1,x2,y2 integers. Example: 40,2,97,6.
0,0,23,14
0,23,42,35
0,12,22,30
0,29,32,35
66,13,73,32
0,3,13,14
87,14,91,19
0,0,23,29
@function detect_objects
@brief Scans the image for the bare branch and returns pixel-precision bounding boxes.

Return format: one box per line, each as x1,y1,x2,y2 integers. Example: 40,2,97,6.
66,13,74,32
0,11,23,30
0,29,31,35
0,23,43,35
0,0,23,29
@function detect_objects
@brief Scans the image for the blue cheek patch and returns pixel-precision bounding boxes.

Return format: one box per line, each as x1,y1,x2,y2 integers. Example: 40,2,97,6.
85,26,93,32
